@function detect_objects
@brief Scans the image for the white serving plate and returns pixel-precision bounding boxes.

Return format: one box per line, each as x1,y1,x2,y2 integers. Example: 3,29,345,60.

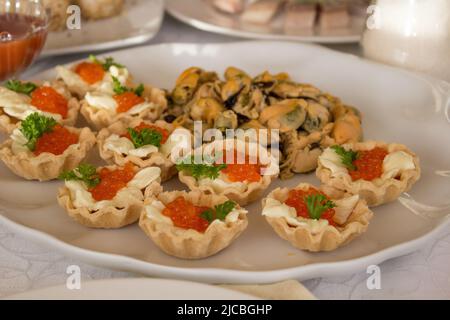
4,278,256,300
0,42,449,284
166,0,365,43
41,0,164,57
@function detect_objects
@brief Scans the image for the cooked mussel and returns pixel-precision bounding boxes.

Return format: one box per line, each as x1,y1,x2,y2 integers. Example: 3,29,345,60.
190,97,224,127
259,99,307,132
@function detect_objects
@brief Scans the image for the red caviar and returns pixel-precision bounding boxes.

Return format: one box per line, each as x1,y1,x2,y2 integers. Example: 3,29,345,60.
162,197,210,233
114,92,145,113
75,62,105,84
34,125,78,156
122,122,169,144
349,147,388,181
285,187,336,226
89,163,135,201
220,152,262,182
30,87,68,118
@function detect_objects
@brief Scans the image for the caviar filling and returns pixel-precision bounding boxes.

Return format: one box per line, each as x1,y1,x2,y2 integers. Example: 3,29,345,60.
284,187,336,226
75,62,105,85
114,92,145,113
89,163,135,201
349,147,388,181
30,86,68,118
34,125,78,156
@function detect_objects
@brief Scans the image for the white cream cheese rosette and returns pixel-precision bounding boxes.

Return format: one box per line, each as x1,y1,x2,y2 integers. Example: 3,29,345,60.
139,190,248,259
97,119,191,181
262,183,373,252
177,138,279,206
0,80,80,134
58,164,162,229
0,123,95,181
316,141,421,207
55,58,132,98
80,84,167,130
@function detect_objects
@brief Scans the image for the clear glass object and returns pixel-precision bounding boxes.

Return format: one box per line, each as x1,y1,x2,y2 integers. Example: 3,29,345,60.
0,0,49,81
361,0,450,81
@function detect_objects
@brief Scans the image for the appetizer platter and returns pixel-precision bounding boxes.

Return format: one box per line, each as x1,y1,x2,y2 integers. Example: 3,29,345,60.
166,0,370,43
41,0,164,56
0,42,449,283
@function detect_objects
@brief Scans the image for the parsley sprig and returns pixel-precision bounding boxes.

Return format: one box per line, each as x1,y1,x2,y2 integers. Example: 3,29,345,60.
200,200,236,223
6,80,37,95
331,145,358,170
176,156,227,180
20,113,57,151
112,76,144,97
305,194,336,220
89,55,124,71
58,163,101,188
127,127,163,148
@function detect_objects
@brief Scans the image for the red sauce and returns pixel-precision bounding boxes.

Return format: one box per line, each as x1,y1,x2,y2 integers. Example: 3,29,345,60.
122,122,169,144
75,62,105,84
285,187,336,226
89,163,135,201
349,147,388,181
34,125,78,156
30,86,69,118
162,197,210,233
220,152,262,182
114,92,145,113
0,13,47,81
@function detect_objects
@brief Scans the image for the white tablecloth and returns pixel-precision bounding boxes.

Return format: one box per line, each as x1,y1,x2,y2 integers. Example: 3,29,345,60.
1,15,449,300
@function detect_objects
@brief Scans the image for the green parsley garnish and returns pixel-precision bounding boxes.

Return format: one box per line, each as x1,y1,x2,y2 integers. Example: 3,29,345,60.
305,194,336,220
58,163,101,188
20,113,57,151
5,80,37,95
331,145,358,170
89,54,124,71
200,200,236,223
176,156,227,180
127,127,163,148
112,76,144,97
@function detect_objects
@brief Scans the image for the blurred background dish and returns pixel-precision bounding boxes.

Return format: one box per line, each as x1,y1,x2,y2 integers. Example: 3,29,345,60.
5,278,259,300
166,0,371,43
41,0,164,56
0,0,49,81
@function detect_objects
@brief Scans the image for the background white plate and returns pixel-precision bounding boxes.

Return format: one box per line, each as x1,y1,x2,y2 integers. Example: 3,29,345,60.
4,278,256,299
166,0,365,43
42,0,164,57
0,42,449,284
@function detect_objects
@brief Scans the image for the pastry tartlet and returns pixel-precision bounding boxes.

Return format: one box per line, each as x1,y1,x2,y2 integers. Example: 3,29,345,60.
55,55,132,98
316,141,421,207
80,83,167,130
0,80,80,134
177,139,279,206
58,163,162,229
97,119,191,181
262,183,373,252
139,190,248,259
0,113,95,181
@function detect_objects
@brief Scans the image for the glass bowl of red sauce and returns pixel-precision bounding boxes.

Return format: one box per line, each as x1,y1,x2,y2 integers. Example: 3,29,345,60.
0,0,49,81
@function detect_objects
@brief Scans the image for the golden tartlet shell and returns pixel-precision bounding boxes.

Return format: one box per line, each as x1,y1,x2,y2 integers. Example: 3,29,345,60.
0,81,80,134
316,141,421,207
263,183,373,252
0,126,96,181
57,166,162,229
97,119,176,181
139,190,248,259
80,85,167,130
